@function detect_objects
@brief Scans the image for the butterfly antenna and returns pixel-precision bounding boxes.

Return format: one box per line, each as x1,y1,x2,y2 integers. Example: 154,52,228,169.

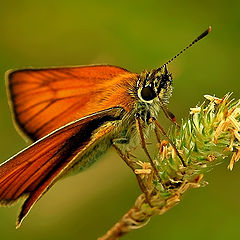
156,26,212,73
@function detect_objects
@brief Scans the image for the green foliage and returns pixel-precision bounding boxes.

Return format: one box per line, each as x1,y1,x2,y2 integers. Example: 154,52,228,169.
157,94,240,196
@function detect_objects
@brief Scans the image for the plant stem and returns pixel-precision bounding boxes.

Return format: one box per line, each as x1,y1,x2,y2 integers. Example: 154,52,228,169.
99,94,240,240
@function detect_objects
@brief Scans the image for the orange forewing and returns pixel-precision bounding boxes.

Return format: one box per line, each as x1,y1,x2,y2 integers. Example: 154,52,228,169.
7,65,137,141
0,107,123,226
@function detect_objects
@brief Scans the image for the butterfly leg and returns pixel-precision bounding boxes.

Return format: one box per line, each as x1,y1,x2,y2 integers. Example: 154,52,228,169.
111,143,152,206
158,97,180,128
149,117,186,167
154,126,162,144
135,114,163,184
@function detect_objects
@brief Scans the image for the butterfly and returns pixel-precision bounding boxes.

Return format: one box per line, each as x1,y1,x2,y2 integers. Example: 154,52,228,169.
0,26,211,227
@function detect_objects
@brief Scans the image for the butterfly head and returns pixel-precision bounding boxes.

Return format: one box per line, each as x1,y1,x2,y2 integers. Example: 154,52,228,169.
137,65,173,104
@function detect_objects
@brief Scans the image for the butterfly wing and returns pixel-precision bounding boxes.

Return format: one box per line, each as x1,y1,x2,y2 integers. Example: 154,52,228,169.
7,65,137,142
0,107,124,227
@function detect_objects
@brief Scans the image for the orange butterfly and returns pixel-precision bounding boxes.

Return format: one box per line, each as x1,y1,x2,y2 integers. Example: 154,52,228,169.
0,27,211,227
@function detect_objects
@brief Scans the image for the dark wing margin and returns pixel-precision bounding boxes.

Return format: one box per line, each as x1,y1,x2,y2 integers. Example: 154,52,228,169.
0,107,125,227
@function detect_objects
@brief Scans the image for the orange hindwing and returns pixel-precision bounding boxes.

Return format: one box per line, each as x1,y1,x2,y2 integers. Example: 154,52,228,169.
0,107,124,227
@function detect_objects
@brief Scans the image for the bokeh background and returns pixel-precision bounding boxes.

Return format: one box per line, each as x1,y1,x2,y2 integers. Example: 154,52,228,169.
0,1,239,239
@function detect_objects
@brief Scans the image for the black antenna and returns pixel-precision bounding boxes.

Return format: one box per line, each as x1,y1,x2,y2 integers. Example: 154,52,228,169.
155,26,212,73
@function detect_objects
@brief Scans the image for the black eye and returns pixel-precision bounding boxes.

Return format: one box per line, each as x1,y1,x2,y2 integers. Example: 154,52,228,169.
140,86,156,101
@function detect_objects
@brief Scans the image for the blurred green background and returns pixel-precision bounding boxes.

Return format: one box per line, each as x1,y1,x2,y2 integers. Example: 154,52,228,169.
0,1,240,239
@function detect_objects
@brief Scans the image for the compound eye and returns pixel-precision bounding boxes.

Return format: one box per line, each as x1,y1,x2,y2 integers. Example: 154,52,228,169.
140,86,156,101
